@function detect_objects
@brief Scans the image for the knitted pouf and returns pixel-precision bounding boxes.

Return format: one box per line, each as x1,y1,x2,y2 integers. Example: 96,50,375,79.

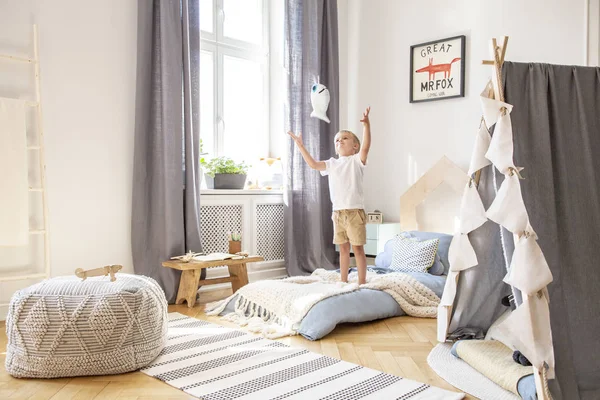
5,273,168,378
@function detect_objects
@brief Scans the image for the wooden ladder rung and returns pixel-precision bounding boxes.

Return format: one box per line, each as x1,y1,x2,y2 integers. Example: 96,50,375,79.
198,276,235,286
0,54,36,63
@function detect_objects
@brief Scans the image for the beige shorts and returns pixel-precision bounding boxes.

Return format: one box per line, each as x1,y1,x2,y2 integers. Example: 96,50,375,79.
332,209,367,246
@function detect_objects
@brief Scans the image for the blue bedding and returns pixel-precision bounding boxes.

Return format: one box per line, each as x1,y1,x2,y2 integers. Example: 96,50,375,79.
219,267,446,341
297,269,446,340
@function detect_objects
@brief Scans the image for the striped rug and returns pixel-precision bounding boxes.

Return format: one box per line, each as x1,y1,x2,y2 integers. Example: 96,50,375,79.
140,313,465,400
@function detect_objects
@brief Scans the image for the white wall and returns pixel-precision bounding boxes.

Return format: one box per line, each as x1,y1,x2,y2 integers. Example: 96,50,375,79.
339,0,594,222
0,0,137,290
589,0,600,65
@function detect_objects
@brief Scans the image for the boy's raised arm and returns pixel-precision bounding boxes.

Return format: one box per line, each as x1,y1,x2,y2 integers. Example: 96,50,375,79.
287,131,326,171
359,107,371,165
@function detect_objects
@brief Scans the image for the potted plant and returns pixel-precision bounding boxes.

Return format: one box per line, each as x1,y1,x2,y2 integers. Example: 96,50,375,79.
200,156,249,189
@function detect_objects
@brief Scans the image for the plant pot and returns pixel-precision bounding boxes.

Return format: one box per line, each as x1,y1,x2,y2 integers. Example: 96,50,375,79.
205,173,247,189
228,240,241,254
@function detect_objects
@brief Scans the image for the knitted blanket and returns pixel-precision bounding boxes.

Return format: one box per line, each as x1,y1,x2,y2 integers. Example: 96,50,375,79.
205,268,440,339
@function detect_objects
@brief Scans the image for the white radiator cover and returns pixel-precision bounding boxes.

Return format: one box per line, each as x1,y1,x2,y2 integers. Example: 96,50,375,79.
255,203,285,261
199,191,287,287
200,204,244,255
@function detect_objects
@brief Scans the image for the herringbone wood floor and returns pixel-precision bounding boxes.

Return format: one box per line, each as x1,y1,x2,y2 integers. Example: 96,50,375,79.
1,288,475,399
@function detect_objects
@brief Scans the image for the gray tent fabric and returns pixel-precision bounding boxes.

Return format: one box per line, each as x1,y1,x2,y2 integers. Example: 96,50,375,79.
284,0,339,276
447,162,512,337
132,0,202,304
503,61,600,400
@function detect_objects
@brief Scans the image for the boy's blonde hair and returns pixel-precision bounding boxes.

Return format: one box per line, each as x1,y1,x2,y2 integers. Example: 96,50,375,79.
335,130,361,154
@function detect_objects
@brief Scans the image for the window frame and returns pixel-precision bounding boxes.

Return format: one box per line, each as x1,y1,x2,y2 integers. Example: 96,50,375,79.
200,0,270,160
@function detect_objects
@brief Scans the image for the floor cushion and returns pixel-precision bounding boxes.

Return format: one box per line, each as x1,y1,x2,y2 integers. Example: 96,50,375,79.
5,273,168,378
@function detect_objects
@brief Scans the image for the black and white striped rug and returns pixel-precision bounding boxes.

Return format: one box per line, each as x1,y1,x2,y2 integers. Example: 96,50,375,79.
141,313,464,400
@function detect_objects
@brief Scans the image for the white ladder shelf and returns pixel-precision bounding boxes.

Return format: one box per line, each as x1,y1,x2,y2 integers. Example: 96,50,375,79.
0,24,50,284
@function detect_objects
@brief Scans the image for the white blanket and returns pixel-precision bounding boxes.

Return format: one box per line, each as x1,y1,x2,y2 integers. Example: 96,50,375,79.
0,97,28,247
206,268,441,338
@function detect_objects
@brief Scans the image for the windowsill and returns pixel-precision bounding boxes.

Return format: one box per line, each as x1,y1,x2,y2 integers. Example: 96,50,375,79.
201,189,283,195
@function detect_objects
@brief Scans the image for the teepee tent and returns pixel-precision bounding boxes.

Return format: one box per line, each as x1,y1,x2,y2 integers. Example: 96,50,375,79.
437,37,555,399
437,36,600,400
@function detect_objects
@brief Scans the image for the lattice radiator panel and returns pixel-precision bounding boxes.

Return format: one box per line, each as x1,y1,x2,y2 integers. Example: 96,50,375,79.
255,204,285,261
200,205,243,254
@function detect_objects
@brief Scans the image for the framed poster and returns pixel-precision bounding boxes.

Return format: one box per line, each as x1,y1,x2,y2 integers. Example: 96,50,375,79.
410,35,465,103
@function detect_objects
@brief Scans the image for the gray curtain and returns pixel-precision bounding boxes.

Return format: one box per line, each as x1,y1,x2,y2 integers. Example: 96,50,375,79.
132,0,202,303
284,0,339,275
503,61,600,400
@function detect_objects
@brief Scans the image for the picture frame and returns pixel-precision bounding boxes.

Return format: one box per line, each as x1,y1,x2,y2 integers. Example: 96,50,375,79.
410,35,466,103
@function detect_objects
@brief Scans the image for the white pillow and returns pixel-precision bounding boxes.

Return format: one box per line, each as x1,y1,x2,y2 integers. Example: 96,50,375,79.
390,235,439,273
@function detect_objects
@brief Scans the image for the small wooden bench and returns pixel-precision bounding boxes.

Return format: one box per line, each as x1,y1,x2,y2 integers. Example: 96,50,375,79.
162,256,264,308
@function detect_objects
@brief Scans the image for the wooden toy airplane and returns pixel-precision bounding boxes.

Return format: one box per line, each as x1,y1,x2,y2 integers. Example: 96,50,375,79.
75,264,123,282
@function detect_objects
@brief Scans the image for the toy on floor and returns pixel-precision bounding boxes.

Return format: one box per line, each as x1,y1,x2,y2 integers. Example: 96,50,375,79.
513,350,532,366
310,83,330,123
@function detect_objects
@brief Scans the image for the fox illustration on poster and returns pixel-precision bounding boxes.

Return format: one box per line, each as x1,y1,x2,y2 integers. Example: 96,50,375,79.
410,35,466,103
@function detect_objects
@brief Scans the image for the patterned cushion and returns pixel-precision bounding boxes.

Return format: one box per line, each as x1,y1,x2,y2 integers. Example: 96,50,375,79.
5,273,168,378
399,231,446,275
407,231,453,274
389,235,440,273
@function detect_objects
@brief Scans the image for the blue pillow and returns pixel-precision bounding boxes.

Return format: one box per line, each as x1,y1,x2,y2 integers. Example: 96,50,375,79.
374,238,394,269
429,253,445,275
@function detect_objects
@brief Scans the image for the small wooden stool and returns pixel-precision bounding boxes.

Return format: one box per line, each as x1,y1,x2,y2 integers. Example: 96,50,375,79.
162,256,264,308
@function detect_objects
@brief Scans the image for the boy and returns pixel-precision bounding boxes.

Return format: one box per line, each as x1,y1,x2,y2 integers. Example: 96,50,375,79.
288,107,371,284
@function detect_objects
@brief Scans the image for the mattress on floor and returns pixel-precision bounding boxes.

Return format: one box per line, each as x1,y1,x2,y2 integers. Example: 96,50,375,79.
220,269,446,340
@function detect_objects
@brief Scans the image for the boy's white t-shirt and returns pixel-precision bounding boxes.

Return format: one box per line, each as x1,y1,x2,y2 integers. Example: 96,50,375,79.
320,153,365,211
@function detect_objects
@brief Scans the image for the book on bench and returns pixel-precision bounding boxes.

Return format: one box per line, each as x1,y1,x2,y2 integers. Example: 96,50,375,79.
192,252,244,262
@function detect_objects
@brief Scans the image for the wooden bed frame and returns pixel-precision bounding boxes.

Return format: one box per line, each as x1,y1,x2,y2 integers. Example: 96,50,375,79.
399,156,469,232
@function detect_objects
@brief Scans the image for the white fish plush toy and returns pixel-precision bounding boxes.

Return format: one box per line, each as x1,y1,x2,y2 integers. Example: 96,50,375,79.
310,83,330,123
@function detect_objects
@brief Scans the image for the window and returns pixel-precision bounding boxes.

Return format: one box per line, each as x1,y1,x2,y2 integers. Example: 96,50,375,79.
200,0,269,164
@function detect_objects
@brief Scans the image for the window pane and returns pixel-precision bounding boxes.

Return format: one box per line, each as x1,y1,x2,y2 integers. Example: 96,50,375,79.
200,0,213,33
223,0,262,45
223,55,264,162
200,50,214,156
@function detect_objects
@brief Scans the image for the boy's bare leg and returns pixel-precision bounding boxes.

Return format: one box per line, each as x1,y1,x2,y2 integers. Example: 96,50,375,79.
353,245,367,285
339,242,351,283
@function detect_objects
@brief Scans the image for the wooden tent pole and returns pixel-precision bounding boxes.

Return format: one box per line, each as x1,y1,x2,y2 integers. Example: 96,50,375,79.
475,36,509,186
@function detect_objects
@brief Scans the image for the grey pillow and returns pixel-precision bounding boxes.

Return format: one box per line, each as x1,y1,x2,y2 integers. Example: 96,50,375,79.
407,231,453,275
375,231,446,275
398,231,444,275
389,235,439,273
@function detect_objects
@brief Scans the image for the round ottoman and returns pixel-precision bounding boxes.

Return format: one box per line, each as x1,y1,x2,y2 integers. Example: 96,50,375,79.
5,273,168,378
